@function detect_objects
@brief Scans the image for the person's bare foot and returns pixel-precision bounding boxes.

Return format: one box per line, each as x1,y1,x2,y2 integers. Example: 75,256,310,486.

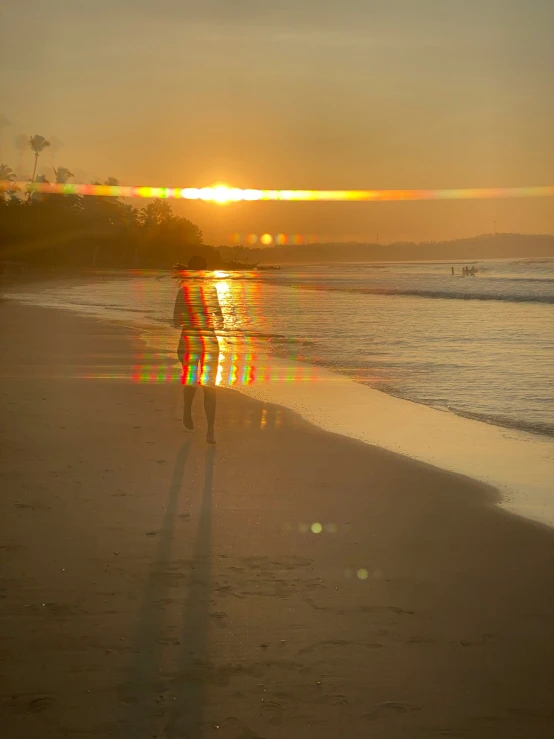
183,414,194,432
206,429,216,445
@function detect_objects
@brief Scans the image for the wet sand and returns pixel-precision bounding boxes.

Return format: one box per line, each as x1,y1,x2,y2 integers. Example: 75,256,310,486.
0,303,553,739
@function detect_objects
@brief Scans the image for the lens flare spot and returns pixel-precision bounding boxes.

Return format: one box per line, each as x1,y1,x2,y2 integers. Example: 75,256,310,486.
311,522,323,534
357,568,369,580
260,408,268,429
260,233,273,245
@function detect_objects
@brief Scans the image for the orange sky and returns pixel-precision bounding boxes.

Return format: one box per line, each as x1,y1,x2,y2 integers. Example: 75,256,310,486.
1,0,553,244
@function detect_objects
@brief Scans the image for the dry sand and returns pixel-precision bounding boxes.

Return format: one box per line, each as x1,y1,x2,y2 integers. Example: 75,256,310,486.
0,303,553,739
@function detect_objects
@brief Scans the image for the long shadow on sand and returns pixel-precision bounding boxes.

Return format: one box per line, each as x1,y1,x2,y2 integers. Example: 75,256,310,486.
166,446,215,738
119,441,215,739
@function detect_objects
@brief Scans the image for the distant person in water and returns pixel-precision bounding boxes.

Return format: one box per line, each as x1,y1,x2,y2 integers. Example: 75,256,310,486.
173,255,224,444
451,266,455,276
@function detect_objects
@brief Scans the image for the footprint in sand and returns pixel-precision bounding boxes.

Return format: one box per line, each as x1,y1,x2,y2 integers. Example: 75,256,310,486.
157,636,180,646
14,502,51,512
235,729,266,739
363,702,422,719
298,639,383,656
211,612,229,628
241,555,312,571
360,605,415,615
0,544,22,552
27,696,54,713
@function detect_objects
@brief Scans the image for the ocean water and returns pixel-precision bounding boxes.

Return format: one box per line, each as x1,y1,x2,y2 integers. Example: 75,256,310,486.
258,258,554,438
7,258,554,438
5,257,554,527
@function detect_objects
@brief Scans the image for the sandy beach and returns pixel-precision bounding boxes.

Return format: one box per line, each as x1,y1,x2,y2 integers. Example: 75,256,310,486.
1,302,553,739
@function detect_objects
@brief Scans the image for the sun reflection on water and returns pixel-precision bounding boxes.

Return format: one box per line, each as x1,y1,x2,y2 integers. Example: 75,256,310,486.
122,271,318,390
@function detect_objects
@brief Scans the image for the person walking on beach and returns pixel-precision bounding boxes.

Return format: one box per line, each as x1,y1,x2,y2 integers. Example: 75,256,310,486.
173,255,224,444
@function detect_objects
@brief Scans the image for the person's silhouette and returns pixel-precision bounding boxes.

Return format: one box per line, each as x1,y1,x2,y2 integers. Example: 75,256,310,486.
173,256,223,444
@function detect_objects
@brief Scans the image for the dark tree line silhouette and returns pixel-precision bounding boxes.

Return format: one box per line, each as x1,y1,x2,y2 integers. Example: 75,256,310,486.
0,181,212,269
0,135,215,270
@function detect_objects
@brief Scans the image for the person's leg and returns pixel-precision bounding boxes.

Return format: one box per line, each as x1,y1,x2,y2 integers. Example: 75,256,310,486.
182,385,197,430
178,333,201,430
198,332,220,387
198,332,220,444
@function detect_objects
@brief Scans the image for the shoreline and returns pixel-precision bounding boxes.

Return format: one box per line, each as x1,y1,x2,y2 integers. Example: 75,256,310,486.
4,279,554,529
1,302,553,738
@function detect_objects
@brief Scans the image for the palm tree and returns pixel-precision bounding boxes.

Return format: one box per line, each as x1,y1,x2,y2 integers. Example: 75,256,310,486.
53,166,74,184
29,135,50,182
0,163,18,201
0,163,16,183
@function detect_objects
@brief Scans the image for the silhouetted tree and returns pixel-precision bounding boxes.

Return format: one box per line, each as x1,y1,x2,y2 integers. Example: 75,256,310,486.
0,163,18,202
0,159,210,268
29,135,51,182
0,163,15,182
53,167,74,184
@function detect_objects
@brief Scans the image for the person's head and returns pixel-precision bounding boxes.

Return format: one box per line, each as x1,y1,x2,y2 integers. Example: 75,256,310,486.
188,255,208,271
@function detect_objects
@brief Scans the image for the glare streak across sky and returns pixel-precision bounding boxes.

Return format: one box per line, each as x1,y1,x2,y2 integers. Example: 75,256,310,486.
5,182,554,203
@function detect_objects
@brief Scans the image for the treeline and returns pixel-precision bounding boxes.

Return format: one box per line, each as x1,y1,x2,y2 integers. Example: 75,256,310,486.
1,140,219,270
1,135,215,269
242,233,554,264
0,186,220,269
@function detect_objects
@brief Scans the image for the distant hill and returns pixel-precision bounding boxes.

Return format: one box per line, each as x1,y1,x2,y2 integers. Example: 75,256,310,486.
238,233,554,264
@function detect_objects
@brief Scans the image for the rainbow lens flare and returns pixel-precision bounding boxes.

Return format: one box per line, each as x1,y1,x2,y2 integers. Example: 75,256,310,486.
5,181,554,202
